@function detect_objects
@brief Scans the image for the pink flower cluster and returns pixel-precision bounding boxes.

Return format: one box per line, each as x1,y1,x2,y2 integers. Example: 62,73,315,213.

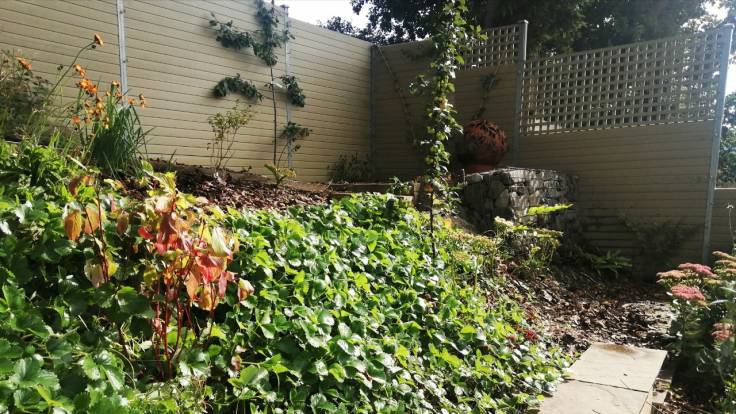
677,263,715,278
670,284,706,302
656,270,686,281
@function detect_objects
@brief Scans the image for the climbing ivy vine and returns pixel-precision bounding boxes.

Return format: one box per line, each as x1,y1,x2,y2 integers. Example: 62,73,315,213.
419,0,482,255
209,0,308,178
280,75,306,107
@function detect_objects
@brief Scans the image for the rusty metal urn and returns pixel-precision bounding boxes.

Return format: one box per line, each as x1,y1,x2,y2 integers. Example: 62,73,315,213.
457,119,508,174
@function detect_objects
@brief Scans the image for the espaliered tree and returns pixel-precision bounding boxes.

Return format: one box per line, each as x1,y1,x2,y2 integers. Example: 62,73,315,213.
209,0,309,181
418,0,481,255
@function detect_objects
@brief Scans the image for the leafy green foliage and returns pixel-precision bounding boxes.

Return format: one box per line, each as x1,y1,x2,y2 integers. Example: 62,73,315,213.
720,92,736,186
348,0,714,54
494,217,561,277
264,163,296,186
280,75,306,107
416,0,482,255
526,203,572,217
210,1,310,178
210,1,292,68
0,140,569,412
581,250,633,277
207,102,254,172
209,14,257,51
213,74,263,100
215,194,568,412
82,93,150,178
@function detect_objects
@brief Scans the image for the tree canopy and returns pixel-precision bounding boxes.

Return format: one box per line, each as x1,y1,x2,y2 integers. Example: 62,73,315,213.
328,0,728,54
719,92,736,186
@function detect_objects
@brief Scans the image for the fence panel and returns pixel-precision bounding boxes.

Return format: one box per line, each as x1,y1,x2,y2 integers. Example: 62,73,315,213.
521,29,730,135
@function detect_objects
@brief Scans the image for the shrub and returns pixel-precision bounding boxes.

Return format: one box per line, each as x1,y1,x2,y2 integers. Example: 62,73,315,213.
659,253,736,410
207,102,253,173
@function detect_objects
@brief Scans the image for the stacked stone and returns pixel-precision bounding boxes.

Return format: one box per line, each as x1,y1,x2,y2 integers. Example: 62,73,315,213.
462,168,577,232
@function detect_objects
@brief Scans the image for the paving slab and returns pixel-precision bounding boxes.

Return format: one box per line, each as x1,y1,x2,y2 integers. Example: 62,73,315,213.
540,380,649,414
539,343,668,414
570,343,668,392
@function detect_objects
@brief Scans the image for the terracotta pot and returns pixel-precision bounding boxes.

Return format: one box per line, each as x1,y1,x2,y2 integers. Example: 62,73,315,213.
457,120,508,172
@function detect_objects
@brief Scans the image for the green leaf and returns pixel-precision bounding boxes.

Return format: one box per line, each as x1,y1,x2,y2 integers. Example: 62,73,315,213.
233,365,268,388
328,362,346,383
115,286,152,317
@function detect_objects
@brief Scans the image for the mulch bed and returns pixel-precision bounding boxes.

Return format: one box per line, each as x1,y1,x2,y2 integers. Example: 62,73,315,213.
508,269,674,353
126,163,330,210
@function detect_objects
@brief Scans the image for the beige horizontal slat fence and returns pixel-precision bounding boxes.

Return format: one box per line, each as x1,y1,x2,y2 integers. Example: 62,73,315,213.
372,23,524,179
517,26,733,267
0,0,372,182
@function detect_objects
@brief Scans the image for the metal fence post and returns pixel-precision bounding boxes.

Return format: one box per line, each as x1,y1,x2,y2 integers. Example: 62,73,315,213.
703,23,734,263
511,20,528,165
116,0,128,93
281,5,294,168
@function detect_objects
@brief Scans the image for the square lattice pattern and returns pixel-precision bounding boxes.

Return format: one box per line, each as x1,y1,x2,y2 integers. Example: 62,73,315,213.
520,29,729,135
461,24,522,69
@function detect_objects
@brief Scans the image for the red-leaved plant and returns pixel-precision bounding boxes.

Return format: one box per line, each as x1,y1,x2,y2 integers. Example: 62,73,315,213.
62,168,254,378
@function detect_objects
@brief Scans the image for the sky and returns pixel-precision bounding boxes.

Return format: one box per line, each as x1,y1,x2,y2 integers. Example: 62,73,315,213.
276,0,369,28
277,0,736,93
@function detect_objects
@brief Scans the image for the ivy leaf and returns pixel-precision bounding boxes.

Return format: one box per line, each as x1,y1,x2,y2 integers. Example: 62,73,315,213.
328,362,346,383
230,365,268,389
115,286,152,317
11,356,58,389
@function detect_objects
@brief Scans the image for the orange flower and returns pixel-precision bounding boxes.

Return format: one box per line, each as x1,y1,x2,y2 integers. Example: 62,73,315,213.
111,80,120,89
93,33,104,46
139,100,146,108
16,57,31,71
71,115,81,125
138,93,145,101
128,98,136,106
106,91,111,97
73,64,86,77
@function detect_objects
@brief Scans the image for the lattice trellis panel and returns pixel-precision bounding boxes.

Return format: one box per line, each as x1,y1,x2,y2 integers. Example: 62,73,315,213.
520,28,730,135
461,24,522,69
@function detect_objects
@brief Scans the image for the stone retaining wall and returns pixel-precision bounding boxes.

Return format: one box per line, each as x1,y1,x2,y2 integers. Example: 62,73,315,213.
462,168,578,232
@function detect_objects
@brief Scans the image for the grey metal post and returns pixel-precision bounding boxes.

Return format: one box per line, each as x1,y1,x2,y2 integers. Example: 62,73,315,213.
703,23,734,263
115,0,128,94
369,45,376,168
281,5,294,168
511,20,528,165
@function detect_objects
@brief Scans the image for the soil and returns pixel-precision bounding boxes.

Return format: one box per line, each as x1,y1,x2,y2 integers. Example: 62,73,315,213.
508,268,674,353
132,162,330,210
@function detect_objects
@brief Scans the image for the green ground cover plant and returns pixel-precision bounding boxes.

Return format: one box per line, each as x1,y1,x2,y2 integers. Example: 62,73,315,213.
0,139,568,412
